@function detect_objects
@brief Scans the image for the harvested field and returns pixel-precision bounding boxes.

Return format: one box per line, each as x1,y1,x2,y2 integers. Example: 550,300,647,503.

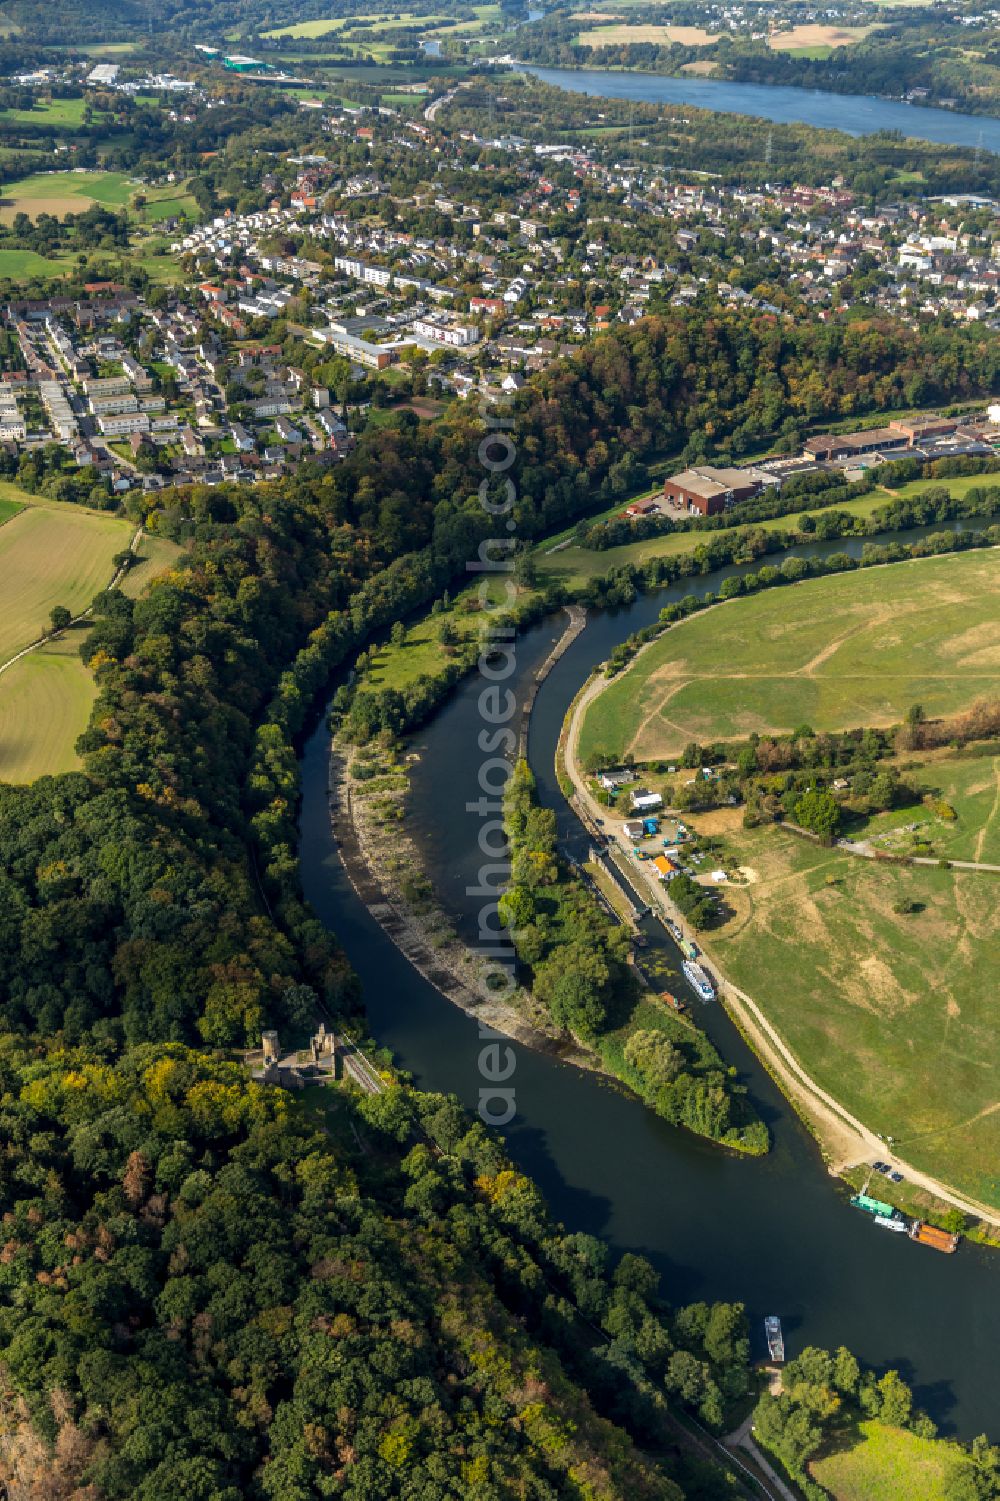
769,23,878,49
577,22,720,45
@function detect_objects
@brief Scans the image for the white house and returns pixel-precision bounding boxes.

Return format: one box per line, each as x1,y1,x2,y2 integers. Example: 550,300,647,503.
630,790,663,813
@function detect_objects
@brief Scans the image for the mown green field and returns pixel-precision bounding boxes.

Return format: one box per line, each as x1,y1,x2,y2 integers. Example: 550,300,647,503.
0,248,75,280
0,96,91,126
704,822,1000,1205
811,1421,961,1500
579,549,1000,763
0,492,24,527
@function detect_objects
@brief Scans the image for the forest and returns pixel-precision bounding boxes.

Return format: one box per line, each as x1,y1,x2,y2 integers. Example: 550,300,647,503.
0,1035,758,1497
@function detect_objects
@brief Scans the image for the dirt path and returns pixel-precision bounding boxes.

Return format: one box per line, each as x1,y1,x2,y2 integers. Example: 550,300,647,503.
974,758,1000,863
565,671,1000,1228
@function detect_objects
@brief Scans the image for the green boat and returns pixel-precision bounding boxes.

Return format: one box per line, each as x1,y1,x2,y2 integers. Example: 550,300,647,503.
851,1193,896,1219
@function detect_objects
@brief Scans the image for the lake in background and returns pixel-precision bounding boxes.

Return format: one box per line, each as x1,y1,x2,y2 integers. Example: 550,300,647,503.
519,64,1000,154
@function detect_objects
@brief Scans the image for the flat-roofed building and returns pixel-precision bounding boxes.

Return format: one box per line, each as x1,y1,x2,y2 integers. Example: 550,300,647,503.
662,465,762,517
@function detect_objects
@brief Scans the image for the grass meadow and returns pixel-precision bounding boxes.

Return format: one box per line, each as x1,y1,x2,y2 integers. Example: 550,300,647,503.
578,548,1000,763
703,820,1000,1205
810,1421,962,1500
0,631,96,782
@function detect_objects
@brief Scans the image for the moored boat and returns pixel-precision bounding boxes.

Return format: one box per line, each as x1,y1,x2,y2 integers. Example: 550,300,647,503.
850,1192,896,1219
764,1315,785,1363
682,959,715,1002
910,1220,960,1253
873,1214,910,1233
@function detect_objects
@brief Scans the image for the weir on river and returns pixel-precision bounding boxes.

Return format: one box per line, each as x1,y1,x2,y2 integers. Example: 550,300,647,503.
299,518,1000,1438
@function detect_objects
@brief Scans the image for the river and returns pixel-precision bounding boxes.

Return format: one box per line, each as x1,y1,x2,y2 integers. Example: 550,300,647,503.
299,520,999,1438
518,64,1000,154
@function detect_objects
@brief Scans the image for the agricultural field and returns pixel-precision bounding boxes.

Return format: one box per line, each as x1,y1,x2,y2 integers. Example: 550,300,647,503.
810,1421,962,1501
0,502,134,666
0,508,183,784
577,21,719,45
425,4,501,34
768,23,879,51
263,11,450,39
0,169,139,225
578,549,1000,763
0,633,97,783
701,819,1000,1205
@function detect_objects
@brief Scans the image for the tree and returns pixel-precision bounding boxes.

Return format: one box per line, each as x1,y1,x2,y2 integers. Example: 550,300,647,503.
48,604,71,633
875,1369,914,1427
793,788,840,843
868,770,898,811
832,1346,860,1396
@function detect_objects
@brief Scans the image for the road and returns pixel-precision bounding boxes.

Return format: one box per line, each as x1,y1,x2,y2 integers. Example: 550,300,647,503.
723,1414,800,1501
837,835,1000,874
563,669,1000,1228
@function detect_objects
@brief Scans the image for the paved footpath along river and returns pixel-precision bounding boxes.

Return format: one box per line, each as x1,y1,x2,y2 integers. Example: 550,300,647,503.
299,521,1000,1438
519,64,1000,154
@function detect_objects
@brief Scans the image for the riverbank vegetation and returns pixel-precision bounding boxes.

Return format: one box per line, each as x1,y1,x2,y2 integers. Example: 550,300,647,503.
541,464,1000,589
347,475,1000,757
755,1344,1000,1501
501,759,769,1152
